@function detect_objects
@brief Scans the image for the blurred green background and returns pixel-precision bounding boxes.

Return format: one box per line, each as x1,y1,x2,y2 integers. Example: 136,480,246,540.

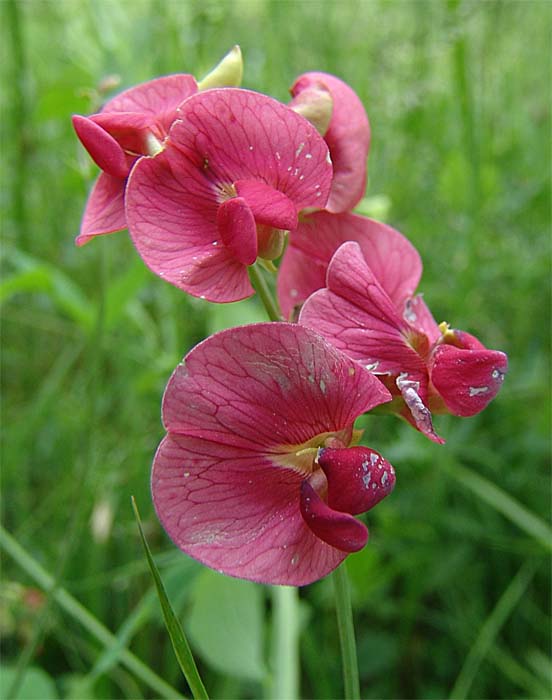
1,1,550,699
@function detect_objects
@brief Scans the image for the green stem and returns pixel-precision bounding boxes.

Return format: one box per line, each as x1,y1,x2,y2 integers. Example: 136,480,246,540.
249,263,281,322
0,525,182,700
271,586,300,700
331,562,360,700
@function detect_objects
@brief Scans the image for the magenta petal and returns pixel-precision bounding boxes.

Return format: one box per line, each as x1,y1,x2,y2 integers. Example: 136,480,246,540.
126,148,252,302
318,446,396,515
278,252,327,321
91,111,154,154
291,73,370,212
180,247,255,302
300,241,425,378
125,88,332,301
234,180,297,231
452,330,487,351
153,434,346,585
403,295,441,343
76,172,127,245
162,323,391,446
72,115,129,179
217,197,258,265
300,479,368,553
102,74,198,132
169,88,333,210
152,323,394,582
278,212,422,318
153,322,392,584
430,344,508,417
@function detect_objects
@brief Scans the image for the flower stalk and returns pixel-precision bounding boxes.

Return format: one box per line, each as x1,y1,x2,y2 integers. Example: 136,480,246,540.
271,586,300,700
249,262,282,321
332,562,360,700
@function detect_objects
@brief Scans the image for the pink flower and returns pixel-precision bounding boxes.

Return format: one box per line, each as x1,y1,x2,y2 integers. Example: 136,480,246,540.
299,241,508,443
152,323,395,585
125,88,333,303
73,74,199,245
277,211,418,320
289,73,370,213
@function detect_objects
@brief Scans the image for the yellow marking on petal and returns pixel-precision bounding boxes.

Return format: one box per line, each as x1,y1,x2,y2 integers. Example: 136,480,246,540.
271,428,353,475
439,321,458,343
217,182,238,201
145,132,164,156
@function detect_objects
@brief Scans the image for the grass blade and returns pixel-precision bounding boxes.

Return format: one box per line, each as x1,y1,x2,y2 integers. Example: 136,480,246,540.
449,559,539,699
131,497,209,700
446,461,552,552
0,524,181,699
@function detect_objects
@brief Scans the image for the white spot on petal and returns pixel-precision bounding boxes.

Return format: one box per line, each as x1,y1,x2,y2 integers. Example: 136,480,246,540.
404,299,417,324
469,385,489,396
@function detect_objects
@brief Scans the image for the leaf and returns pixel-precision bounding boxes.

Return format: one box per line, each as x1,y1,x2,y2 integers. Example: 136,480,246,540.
104,258,150,331
187,568,266,681
131,497,209,700
0,665,59,700
0,248,94,332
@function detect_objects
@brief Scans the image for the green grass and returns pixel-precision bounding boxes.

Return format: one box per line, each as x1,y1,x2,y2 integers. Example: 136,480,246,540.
1,1,550,699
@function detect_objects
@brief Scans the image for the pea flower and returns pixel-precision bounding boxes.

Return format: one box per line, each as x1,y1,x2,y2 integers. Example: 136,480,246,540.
277,210,417,320
72,46,243,245
152,323,395,585
299,241,508,443
125,88,333,302
289,73,370,213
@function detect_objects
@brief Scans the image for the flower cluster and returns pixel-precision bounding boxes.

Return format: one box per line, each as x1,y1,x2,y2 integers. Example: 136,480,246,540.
73,47,507,585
